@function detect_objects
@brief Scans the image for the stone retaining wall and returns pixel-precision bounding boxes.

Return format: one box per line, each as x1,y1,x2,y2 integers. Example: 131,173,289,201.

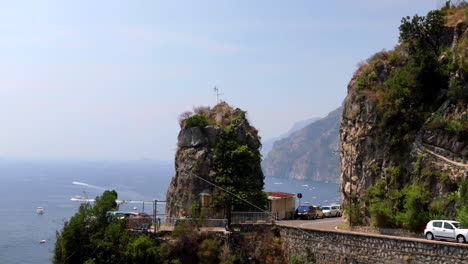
279,226,468,264
347,226,421,239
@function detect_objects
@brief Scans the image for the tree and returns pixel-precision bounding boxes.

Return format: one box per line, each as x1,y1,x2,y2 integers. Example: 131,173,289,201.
212,125,267,211
54,190,123,264
399,10,446,55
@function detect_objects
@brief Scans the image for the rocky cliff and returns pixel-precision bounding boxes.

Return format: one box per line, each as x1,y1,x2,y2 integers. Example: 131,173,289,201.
165,102,264,218
263,107,341,183
340,6,468,229
261,117,319,157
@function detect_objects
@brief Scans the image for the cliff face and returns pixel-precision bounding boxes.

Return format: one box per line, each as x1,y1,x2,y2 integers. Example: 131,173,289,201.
165,102,262,218
261,117,320,157
340,9,468,227
263,107,341,183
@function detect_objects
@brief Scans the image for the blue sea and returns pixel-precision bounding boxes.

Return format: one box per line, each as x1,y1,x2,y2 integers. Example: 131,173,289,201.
0,158,340,264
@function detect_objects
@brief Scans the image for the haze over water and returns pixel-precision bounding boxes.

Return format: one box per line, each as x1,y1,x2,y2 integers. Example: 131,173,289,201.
0,158,339,264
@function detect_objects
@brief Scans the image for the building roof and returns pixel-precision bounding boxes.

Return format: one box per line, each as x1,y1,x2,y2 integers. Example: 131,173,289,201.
267,192,295,200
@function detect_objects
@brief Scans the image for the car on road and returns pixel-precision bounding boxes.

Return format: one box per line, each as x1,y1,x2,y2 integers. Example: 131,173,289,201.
295,206,323,220
107,211,153,230
424,220,468,243
321,205,340,217
312,205,324,219
332,205,342,217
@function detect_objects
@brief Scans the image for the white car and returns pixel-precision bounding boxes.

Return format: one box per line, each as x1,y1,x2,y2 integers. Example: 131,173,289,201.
424,220,468,243
321,205,340,217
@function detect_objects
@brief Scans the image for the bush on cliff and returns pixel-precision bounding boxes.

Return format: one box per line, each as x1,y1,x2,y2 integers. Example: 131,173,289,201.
354,5,468,231
184,114,210,128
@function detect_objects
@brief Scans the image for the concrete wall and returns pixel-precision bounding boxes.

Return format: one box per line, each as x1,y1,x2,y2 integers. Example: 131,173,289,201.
279,226,468,264
270,197,296,219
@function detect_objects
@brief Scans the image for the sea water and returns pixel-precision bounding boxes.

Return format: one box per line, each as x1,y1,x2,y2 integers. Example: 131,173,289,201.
0,158,339,264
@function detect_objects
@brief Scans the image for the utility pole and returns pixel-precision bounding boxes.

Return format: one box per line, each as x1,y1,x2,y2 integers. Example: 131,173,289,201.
214,86,223,104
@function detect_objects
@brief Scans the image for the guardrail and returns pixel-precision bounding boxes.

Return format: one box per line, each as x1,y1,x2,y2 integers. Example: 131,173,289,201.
231,211,277,224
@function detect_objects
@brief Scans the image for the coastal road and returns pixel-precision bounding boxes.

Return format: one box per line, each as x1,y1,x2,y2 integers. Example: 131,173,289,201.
278,217,344,231
276,216,468,247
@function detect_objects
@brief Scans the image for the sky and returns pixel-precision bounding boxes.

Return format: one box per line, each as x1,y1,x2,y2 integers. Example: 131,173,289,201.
0,0,440,160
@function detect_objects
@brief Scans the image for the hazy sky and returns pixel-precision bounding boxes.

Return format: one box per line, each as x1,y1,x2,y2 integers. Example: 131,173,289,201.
0,0,438,160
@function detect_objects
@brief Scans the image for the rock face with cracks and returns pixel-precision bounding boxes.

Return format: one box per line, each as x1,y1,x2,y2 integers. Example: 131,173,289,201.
165,102,262,218
340,17,468,225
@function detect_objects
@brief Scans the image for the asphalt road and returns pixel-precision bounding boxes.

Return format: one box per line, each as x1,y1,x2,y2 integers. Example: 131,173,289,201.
278,217,344,231
276,216,468,247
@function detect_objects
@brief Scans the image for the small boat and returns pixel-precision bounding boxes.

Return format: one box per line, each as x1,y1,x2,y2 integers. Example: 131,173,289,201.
39,240,46,243
36,207,44,214
301,184,309,187
273,182,283,185
133,207,138,211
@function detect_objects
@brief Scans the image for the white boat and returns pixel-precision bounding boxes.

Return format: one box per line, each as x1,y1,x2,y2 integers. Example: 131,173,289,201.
39,240,46,243
273,182,283,185
36,207,44,214
301,184,309,187
133,207,138,211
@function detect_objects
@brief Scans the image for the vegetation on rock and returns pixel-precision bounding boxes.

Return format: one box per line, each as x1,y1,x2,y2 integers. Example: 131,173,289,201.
212,117,267,211
178,102,267,212
345,3,468,231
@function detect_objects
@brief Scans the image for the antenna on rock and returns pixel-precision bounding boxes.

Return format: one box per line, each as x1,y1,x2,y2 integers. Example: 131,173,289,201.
213,86,223,104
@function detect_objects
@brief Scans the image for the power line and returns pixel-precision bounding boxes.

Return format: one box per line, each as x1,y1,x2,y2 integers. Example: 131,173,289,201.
182,170,278,219
182,169,351,253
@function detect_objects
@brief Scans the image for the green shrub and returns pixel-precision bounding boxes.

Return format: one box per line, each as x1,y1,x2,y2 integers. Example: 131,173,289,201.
446,120,464,133
197,239,222,264
345,201,364,226
396,184,430,232
457,207,468,228
184,114,210,128
426,113,447,130
399,10,446,55
370,199,396,227
288,250,317,264
125,235,161,264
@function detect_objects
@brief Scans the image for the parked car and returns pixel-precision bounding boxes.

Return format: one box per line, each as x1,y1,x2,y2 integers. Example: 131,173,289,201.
128,212,152,230
332,204,342,217
424,220,468,243
107,211,153,230
295,206,322,220
312,205,324,219
321,205,340,217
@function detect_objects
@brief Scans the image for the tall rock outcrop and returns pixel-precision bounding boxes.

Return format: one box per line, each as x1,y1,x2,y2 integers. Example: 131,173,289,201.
165,102,263,218
263,107,341,183
340,7,468,228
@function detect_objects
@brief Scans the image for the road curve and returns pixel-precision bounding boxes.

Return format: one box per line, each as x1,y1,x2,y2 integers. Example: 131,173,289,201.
278,217,344,231
276,217,468,247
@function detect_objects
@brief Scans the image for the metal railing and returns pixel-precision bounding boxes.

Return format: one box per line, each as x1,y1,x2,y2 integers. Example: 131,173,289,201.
164,217,228,228
231,211,277,224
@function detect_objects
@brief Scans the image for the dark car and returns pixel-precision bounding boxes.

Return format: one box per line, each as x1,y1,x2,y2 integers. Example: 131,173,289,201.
295,206,321,220
128,212,152,230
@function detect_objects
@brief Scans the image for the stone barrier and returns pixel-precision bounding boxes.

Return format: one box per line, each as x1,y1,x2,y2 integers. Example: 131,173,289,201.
279,226,468,264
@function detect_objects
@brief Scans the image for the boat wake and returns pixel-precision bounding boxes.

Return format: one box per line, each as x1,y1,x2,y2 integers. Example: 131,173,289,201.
70,196,95,202
72,181,107,190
